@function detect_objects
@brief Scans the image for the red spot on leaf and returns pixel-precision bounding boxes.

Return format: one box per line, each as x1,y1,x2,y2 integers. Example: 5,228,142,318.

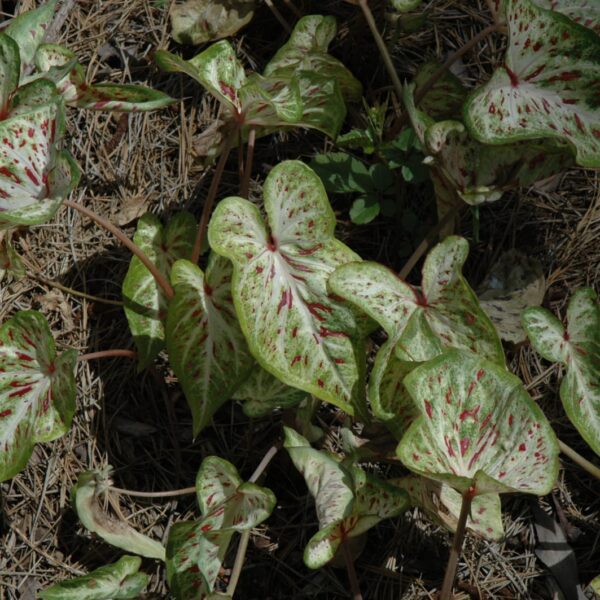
424,399,433,419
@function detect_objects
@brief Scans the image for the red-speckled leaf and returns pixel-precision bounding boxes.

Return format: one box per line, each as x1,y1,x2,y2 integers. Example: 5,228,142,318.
264,15,362,102
166,256,254,435
0,35,20,116
39,555,149,600
523,288,600,456
208,161,366,417
397,349,559,495
0,311,76,482
5,0,57,77
0,234,25,282
122,213,196,371
156,41,246,114
465,0,600,168
394,475,504,541
413,60,467,119
167,456,275,598
231,366,308,417
534,1,600,35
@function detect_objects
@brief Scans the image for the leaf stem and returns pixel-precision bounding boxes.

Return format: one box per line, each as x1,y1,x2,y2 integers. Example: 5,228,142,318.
358,0,403,107
264,0,292,32
78,349,137,362
64,199,174,299
342,533,363,600
240,128,256,198
559,439,600,481
191,137,234,264
440,485,476,600
109,485,197,498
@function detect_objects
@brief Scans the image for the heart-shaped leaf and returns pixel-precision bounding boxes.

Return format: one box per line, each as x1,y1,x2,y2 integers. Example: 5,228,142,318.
34,44,173,111
523,288,600,456
166,456,275,598
264,15,362,103
329,236,504,430
413,60,466,120
464,0,600,168
394,475,504,541
72,468,166,561
391,0,422,11
231,366,308,417
0,311,76,482
5,0,57,77
208,161,367,417
397,349,559,495
170,0,257,45
38,555,149,600
284,427,409,568
534,1,600,35
0,34,20,116
166,255,254,435
478,249,545,343
122,212,196,370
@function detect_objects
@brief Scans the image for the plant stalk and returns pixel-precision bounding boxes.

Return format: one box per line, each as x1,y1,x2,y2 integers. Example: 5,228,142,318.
78,349,137,362
240,128,256,198
64,199,174,299
559,439,600,481
358,0,403,107
109,485,197,498
440,485,476,600
342,532,363,600
191,138,234,264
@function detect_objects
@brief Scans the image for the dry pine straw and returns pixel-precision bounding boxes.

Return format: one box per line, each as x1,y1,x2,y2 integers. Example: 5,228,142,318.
0,0,598,598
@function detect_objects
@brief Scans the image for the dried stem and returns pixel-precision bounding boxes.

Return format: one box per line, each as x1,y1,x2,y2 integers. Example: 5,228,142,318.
78,349,137,362
358,0,403,108
191,138,234,263
64,199,174,299
559,439,600,481
240,128,256,198
342,533,363,600
264,0,292,32
440,485,476,600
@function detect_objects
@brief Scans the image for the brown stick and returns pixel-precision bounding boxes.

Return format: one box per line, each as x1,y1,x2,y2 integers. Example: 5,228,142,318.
64,199,174,299
78,349,137,362
342,532,363,600
240,128,256,198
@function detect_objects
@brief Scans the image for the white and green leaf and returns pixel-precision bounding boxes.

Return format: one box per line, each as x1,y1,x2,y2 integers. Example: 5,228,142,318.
534,1,600,35
0,34,20,115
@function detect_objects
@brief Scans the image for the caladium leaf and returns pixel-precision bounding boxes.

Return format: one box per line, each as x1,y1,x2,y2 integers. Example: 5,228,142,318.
0,233,25,281
264,15,362,102
166,255,254,435
0,34,20,116
478,249,545,343
0,311,76,482
5,0,57,77
394,476,504,541
397,349,559,495
591,575,600,595
284,427,409,568
122,212,196,371
208,161,367,417
534,1,600,35
464,0,600,168
391,0,422,11
523,288,600,456
413,60,466,120
72,468,166,561
231,366,308,417
170,0,257,45
34,44,173,111
38,555,149,600
166,456,276,598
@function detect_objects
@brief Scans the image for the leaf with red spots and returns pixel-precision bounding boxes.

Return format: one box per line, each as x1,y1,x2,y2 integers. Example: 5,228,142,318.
166,456,276,598
394,475,504,541
208,161,367,417
284,427,409,568
0,311,76,482
39,555,149,600
122,213,196,371
264,15,362,103
0,34,20,116
534,1,600,35
397,349,559,495
465,0,600,168
0,233,25,282
329,236,503,432
34,44,173,111
72,469,166,560
166,256,254,435
231,366,308,417
5,0,57,77
523,288,600,456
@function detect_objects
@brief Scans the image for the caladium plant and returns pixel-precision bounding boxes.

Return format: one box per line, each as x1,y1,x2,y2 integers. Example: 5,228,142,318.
329,235,504,433
166,255,254,435
166,456,275,599
38,555,149,600
523,288,600,456
465,0,600,168
284,427,409,569
122,212,196,370
0,311,77,482
208,160,368,418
